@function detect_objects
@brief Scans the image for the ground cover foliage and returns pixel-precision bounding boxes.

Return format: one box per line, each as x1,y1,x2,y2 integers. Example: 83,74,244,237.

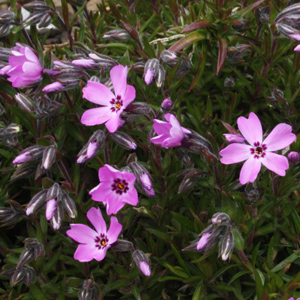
1,0,300,299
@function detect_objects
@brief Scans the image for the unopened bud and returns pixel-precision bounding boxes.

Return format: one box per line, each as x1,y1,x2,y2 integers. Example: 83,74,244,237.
156,65,165,87
132,250,151,276
50,201,63,230
224,77,235,88
42,145,56,170
140,173,155,196
9,267,35,287
160,50,177,64
211,212,231,225
16,248,35,269
110,239,135,252
178,169,206,193
15,93,34,113
144,59,159,85
6,124,21,135
246,187,262,202
277,23,300,41
46,183,61,201
26,190,47,216
0,11,15,23
13,145,44,164
124,102,154,115
275,3,300,23
0,200,24,223
103,29,131,41
175,57,192,77
110,132,137,150
42,82,64,93
219,230,234,261
288,151,300,163
62,191,77,219
45,199,57,220
24,1,55,12
197,232,212,250
24,238,44,259
38,13,52,28
78,279,99,300
257,6,270,24
161,98,173,110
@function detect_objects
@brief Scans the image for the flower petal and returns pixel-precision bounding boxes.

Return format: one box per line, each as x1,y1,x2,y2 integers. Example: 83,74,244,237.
82,81,115,105
110,65,128,98
237,112,263,145
105,113,124,133
93,247,108,261
262,123,296,151
22,62,42,77
66,224,97,243
24,47,40,64
107,216,122,243
123,85,136,106
81,107,111,126
261,152,289,176
73,244,98,262
87,207,107,234
150,134,170,145
106,195,126,215
89,182,111,204
219,143,251,164
123,187,138,206
98,164,119,182
153,120,172,135
239,157,261,184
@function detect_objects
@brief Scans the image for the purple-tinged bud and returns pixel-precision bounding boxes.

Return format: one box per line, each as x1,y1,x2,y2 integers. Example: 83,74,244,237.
0,200,24,223
140,173,155,197
10,267,35,287
42,145,56,170
219,230,234,261
246,187,262,202
257,6,270,24
26,190,47,216
211,212,231,225
45,199,57,220
160,50,177,64
110,132,137,150
6,124,21,135
73,53,118,71
144,59,159,85
197,232,212,250
11,161,37,180
275,3,300,23
24,1,55,12
86,141,98,158
42,82,64,93
295,44,300,52
46,183,61,201
124,102,154,116
15,93,34,113
13,152,31,164
78,279,99,300
288,151,300,163
132,250,151,277
175,57,192,77
62,191,77,219
13,145,45,164
103,29,131,42
178,169,207,194
24,11,46,26
51,201,63,230
72,59,95,68
227,44,251,63
156,65,165,87
277,23,300,41
16,248,35,269
110,239,135,252
161,98,173,110
38,14,52,28
0,11,15,23
24,238,44,259
223,134,245,144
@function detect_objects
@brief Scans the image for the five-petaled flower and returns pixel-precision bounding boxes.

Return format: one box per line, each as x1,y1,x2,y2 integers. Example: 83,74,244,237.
66,207,122,262
220,112,296,184
0,43,43,87
81,64,136,133
150,113,191,148
89,164,138,215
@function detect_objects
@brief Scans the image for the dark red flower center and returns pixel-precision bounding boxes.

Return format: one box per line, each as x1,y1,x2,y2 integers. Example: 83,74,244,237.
250,142,267,159
110,95,123,113
112,178,129,195
95,233,108,250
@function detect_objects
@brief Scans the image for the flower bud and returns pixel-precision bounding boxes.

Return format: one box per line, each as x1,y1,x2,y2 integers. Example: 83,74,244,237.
13,145,44,164
78,279,99,300
140,173,155,196
178,169,207,194
103,29,131,41
0,200,24,223
46,183,61,201
24,1,55,12
288,151,300,163
227,44,251,63
24,238,44,259
211,212,231,225
11,161,37,180
160,50,177,64
156,65,165,87
110,131,137,150
275,3,300,23
42,82,64,93
257,6,270,24
10,267,35,287
124,102,154,116
132,250,151,276
42,145,56,170
50,201,64,230
175,57,192,77
15,93,34,113
45,199,57,221
6,124,21,135
144,59,159,85
224,77,235,88
110,239,135,252
223,134,245,144
246,187,262,202
276,23,300,41
197,232,212,250
219,230,234,261
161,98,173,110
62,191,77,219
26,190,47,216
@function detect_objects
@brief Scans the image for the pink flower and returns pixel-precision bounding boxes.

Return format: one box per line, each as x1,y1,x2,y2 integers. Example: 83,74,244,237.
151,113,191,148
0,44,43,87
90,164,138,215
66,207,122,262
81,65,136,133
220,112,296,185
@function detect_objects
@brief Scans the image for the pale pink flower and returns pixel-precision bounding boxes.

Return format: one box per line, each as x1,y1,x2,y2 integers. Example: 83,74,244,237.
66,207,122,262
151,113,191,148
90,164,138,215
220,112,296,184
81,65,136,133
0,44,43,87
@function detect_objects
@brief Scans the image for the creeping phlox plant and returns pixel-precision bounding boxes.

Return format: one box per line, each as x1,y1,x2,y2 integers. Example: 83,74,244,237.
1,0,300,299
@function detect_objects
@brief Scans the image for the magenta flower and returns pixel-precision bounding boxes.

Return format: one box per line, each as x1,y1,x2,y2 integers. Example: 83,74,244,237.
220,112,296,184
90,164,138,215
66,207,122,262
0,44,43,87
81,65,136,133
151,113,191,148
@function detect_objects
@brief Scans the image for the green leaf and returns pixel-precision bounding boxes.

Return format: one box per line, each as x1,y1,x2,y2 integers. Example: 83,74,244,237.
271,250,300,273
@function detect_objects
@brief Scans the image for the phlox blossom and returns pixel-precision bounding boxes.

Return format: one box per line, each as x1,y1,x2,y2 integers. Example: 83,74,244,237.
0,44,43,87
81,65,136,133
66,207,122,262
90,164,138,215
220,112,296,184
151,113,191,148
